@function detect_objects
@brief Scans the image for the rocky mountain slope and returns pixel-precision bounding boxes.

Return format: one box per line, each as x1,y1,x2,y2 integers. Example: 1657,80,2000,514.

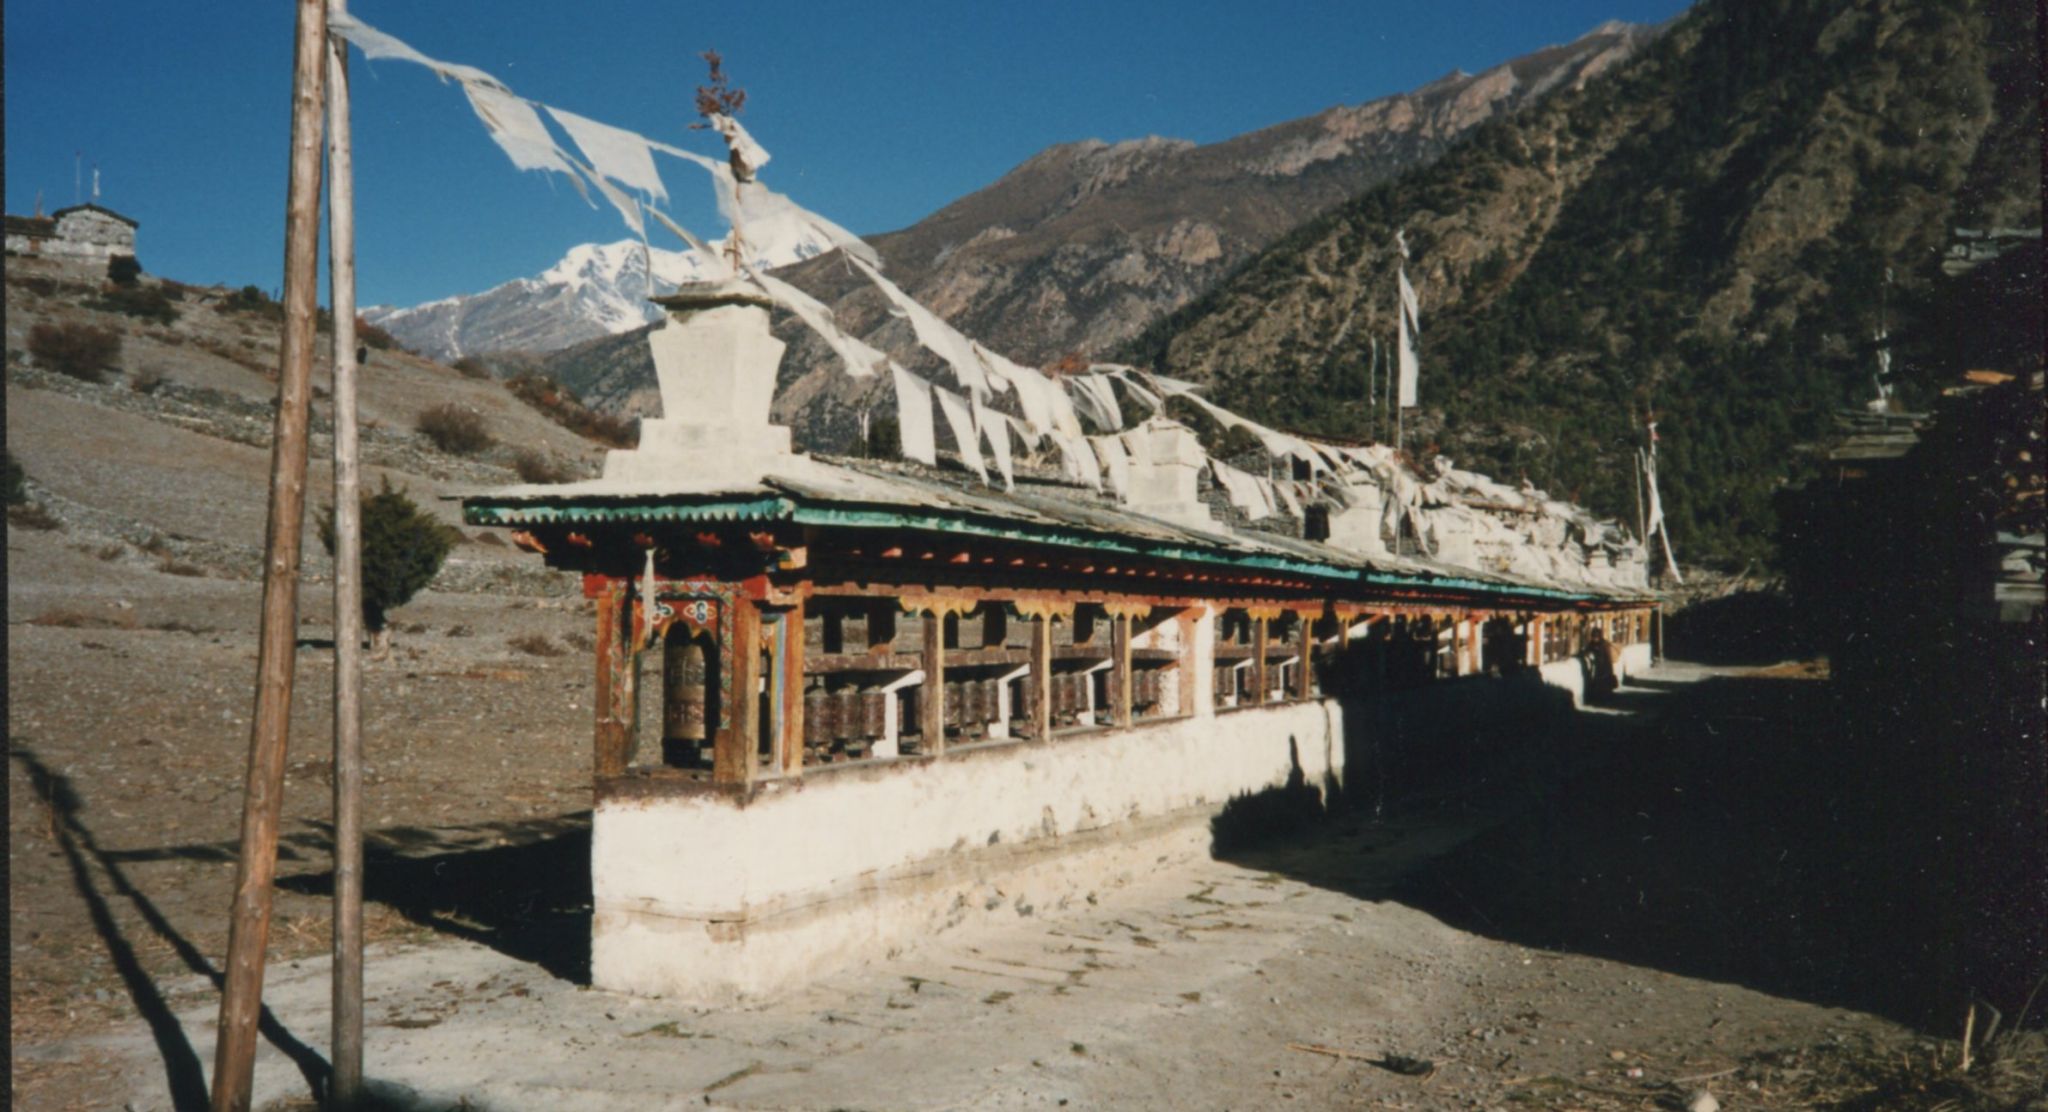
1120,0,2041,566
362,228,832,362
4,256,604,592
535,21,1659,441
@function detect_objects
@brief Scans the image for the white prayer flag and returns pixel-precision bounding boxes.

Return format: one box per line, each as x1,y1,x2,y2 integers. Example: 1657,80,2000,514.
548,106,667,204
748,271,886,378
1396,293,1419,408
1398,265,1420,330
1092,435,1131,498
975,392,1014,490
891,364,936,466
934,385,988,484
849,257,991,396
461,82,576,177
1211,460,1274,520
1070,374,1125,433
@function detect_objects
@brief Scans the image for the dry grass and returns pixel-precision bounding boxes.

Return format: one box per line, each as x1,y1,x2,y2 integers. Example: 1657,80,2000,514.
506,633,567,657
417,403,494,455
154,555,207,578
511,448,572,484
8,502,64,531
29,608,137,630
27,321,121,382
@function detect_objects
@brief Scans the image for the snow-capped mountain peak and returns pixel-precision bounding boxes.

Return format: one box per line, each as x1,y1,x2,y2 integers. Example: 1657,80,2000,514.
364,229,834,361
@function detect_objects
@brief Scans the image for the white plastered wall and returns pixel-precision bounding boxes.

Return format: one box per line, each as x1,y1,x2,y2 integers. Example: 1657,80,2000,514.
592,696,1343,1003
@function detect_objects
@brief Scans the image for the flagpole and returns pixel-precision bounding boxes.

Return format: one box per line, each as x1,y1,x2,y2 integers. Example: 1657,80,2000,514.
1633,448,1646,544
324,4,367,1104
212,0,328,1107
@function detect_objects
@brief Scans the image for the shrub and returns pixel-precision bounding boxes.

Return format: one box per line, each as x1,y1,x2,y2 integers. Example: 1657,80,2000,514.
8,502,63,531
221,285,282,319
4,453,25,506
28,322,121,382
416,403,493,455
106,255,142,287
505,373,636,449
355,316,402,352
452,356,492,380
94,283,181,324
319,478,461,633
511,448,571,484
129,365,167,394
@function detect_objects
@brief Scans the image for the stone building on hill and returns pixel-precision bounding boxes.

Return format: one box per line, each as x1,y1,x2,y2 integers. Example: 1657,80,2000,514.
4,203,138,263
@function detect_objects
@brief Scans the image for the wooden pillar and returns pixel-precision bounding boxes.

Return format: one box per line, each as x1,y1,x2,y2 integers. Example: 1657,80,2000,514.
1110,611,1133,727
780,604,805,777
921,608,946,756
1252,613,1270,703
713,600,759,785
592,580,632,779
1030,615,1052,739
211,3,327,1108
1291,613,1312,700
322,15,366,1102
1179,607,1204,717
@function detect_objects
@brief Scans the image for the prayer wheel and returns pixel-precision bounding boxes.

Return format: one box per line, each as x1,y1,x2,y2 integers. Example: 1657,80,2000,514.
861,690,887,738
663,636,708,743
804,688,830,748
834,688,862,741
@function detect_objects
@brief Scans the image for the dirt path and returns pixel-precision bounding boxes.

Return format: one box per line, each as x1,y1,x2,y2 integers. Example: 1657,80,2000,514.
15,656,1982,1111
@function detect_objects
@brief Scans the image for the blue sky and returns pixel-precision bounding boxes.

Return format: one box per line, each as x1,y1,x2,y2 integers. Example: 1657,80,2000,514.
5,1,1692,309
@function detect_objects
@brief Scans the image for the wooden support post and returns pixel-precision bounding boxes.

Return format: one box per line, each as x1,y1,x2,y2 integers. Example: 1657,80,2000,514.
1110,612,1133,727
714,601,759,784
1292,615,1312,700
1030,615,1052,739
212,2,326,1106
1179,608,1203,717
322,11,364,1103
1252,614,1270,704
921,608,946,756
781,605,804,777
592,581,632,779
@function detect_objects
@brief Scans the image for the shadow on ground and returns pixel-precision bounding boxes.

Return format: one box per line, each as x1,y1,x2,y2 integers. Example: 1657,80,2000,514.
1211,667,2034,1032
10,747,334,1111
277,816,593,986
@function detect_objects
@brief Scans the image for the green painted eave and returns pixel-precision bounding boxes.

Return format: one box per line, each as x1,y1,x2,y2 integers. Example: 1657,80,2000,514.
462,491,1648,605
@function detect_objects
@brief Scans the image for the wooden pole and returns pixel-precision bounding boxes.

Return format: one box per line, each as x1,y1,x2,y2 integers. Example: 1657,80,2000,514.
1633,448,1647,544
1030,616,1052,739
1110,612,1133,727
920,610,946,755
323,12,364,1105
212,1,327,1106
1252,615,1270,704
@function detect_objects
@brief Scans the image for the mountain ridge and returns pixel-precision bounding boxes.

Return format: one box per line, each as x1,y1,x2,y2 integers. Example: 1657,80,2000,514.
1119,0,2041,566
521,20,1660,443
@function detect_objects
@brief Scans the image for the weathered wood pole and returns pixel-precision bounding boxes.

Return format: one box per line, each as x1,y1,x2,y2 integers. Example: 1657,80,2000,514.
1251,615,1270,703
1030,616,1052,739
322,9,364,1105
1110,612,1133,727
920,609,946,755
211,0,327,1107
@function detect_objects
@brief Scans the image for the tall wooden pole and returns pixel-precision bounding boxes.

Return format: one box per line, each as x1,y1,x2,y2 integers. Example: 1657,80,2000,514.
211,1,327,1107
1633,448,1647,545
323,9,365,1106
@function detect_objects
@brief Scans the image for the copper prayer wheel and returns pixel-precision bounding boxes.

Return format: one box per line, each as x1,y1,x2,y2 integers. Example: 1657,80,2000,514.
664,637,708,742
